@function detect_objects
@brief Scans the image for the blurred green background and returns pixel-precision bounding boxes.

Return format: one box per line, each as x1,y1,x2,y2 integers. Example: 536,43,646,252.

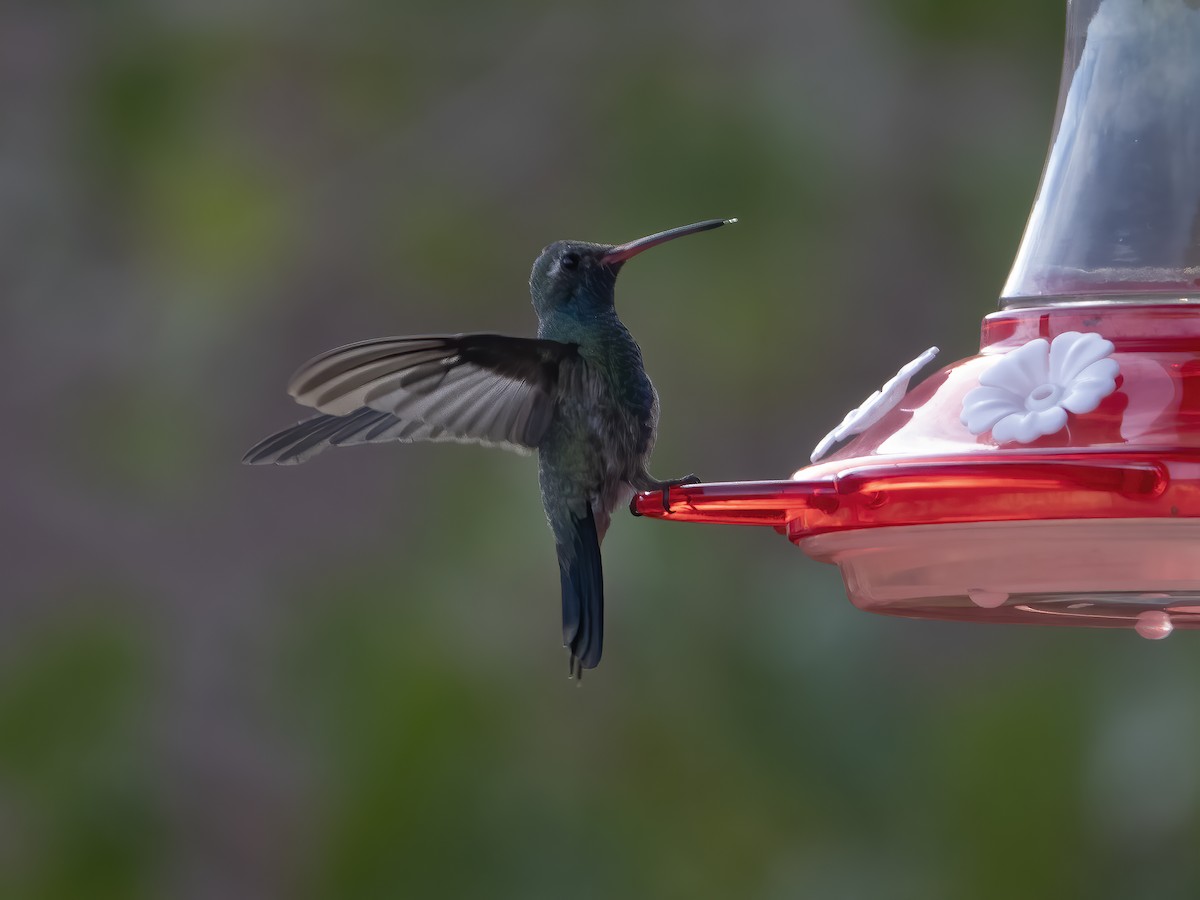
6,1,1200,898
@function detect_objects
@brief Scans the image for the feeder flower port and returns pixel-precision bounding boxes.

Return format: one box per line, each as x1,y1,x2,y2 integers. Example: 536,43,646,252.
960,332,1119,444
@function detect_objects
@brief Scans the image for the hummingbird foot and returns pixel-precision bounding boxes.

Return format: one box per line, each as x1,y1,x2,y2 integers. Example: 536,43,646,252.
631,473,701,513
660,473,701,511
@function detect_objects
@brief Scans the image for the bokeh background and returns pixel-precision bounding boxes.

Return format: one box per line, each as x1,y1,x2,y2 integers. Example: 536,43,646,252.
6,1,1200,898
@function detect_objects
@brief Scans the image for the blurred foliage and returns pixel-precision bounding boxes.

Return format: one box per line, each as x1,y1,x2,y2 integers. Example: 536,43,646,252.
0,616,159,900
882,0,1062,47
7,1,1200,898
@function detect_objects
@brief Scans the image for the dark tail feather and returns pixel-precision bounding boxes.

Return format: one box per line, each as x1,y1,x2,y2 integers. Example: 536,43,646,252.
556,504,604,674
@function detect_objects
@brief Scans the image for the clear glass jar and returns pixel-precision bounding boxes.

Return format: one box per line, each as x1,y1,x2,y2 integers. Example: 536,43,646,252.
1003,0,1200,305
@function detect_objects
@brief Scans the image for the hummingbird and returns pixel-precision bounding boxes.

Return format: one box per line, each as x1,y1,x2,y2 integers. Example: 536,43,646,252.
244,218,735,676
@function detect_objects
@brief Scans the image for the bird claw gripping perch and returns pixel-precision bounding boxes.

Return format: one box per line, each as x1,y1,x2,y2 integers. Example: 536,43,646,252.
630,474,702,515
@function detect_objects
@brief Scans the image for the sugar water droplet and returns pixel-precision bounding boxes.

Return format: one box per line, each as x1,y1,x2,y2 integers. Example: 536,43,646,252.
1135,610,1173,640
968,588,1008,609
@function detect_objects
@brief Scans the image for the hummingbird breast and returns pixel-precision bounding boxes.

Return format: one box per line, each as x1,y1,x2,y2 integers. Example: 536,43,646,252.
537,318,658,539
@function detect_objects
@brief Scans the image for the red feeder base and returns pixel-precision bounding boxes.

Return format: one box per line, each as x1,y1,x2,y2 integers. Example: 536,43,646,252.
635,304,1200,637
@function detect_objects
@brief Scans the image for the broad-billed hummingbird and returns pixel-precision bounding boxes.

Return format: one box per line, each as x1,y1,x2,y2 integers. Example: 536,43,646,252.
245,218,735,676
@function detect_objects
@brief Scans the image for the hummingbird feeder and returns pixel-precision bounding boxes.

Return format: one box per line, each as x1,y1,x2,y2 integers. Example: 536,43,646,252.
636,0,1200,639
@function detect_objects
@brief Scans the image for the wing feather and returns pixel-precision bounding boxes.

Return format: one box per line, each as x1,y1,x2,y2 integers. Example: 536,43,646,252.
243,407,394,465
287,334,576,449
245,333,580,465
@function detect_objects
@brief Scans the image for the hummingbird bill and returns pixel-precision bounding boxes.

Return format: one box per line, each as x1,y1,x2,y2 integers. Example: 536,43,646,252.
244,218,736,677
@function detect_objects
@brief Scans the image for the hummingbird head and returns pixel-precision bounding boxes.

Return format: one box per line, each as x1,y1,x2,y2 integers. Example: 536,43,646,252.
529,218,735,321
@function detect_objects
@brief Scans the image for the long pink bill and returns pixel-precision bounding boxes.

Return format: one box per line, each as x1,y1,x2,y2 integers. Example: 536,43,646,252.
600,217,737,265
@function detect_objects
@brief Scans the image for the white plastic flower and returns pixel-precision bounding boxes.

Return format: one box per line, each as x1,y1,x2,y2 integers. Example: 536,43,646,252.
960,331,1119,444
810,347,939,463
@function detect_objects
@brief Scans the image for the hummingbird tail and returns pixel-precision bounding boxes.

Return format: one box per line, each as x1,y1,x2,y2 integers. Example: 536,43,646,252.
555,503,604,674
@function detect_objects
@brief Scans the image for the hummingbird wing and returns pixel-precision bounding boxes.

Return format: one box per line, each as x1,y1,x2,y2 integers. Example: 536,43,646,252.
244,334,578,464
284,334,576,451
242,406,490,465
555,502,604,673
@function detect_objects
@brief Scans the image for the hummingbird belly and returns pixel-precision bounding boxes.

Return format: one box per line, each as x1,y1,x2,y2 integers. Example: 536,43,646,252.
538,359,655,541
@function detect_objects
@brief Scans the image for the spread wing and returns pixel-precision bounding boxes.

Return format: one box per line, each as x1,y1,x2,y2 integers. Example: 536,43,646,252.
243,334,579,465
242,407,492,465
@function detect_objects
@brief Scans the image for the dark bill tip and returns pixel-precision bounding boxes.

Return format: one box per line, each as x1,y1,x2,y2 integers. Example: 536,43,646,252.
601,217,737,265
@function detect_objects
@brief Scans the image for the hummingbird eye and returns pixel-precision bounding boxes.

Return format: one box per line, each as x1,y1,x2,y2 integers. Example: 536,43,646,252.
559,252,580,270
